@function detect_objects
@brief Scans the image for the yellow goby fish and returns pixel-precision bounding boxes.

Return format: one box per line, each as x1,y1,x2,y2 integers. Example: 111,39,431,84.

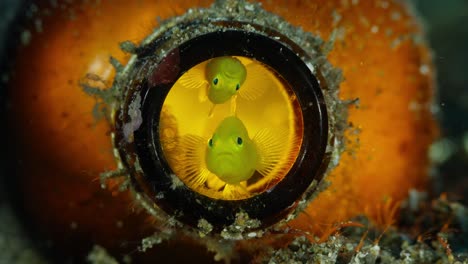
178,56,269,114
178,116,287,198
205,116,258,184
205,57,247,104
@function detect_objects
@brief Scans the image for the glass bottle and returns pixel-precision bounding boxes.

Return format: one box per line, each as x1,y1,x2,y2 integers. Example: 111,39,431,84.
4,0,436,262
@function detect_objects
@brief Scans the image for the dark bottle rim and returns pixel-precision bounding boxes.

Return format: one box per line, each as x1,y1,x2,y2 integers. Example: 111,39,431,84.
114,20,330,232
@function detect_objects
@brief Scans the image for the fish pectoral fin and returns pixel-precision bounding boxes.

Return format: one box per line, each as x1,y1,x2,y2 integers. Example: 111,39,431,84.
253,128,289,177
237,63,271,101
178,134,209,186
179,66,208,90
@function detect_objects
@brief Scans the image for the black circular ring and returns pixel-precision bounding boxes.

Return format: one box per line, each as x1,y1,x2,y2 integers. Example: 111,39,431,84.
131,30,328,231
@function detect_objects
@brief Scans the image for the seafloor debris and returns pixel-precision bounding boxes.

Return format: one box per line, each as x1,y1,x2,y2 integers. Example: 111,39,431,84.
85,195,468,263
266,196,468,263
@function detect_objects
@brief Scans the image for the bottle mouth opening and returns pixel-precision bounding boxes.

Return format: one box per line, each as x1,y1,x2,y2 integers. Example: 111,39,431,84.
160,54,303,201
114,23,330,231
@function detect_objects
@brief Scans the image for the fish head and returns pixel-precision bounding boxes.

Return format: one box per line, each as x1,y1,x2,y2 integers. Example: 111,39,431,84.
206,57,247,104
205,116,257,184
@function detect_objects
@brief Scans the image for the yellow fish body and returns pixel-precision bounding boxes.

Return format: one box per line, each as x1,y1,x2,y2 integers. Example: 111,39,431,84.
205,116,258,184
178,116,288,198
205,57,247,104
178,56,269,114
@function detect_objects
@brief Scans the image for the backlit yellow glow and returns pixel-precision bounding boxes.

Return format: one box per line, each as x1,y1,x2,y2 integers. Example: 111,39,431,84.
159,56,303,200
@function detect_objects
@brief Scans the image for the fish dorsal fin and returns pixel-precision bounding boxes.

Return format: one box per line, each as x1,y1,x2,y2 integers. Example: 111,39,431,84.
237,63,272,101
253,128,288,177
177,134,211,186
178,66,209,102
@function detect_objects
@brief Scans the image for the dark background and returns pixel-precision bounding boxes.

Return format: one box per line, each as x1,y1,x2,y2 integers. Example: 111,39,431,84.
413,0,468,203
0,0,467,261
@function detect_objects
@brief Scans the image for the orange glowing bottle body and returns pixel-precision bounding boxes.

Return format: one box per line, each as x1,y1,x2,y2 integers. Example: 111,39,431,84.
6,0,436,262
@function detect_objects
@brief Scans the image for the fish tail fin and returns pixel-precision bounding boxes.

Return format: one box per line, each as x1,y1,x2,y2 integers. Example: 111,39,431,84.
177,134,210,186
237,63,271,101
253,128,290,177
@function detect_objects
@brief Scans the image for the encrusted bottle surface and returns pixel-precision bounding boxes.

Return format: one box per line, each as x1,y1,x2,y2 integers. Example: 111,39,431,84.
5,0,437,262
